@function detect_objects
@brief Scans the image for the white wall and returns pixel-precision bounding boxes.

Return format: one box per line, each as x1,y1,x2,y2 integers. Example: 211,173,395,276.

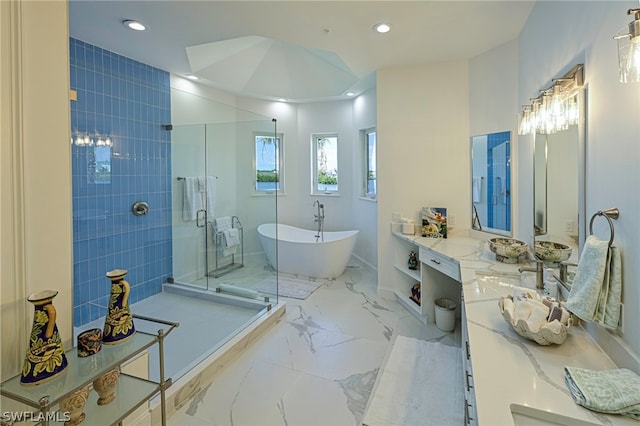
517,1,640,367
469,39,520,238
377,61,470,297
1,1,73,382
170,83,380,271
351,89,379,268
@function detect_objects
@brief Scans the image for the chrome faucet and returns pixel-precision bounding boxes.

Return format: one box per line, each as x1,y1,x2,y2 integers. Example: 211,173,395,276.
518,249,544,290
313,200,324,242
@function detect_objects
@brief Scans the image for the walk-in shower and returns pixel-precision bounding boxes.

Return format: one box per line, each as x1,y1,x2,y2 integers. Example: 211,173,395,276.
164,89,280,380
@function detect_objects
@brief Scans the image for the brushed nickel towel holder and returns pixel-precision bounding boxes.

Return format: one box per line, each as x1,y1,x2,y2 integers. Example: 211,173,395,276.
588,208,620,247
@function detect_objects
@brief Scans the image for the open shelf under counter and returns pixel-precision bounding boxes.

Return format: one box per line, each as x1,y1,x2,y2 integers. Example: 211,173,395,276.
393,263,420,282
393,290,425,324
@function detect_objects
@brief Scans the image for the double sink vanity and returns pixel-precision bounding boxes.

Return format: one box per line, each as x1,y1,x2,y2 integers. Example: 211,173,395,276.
391,229,635,426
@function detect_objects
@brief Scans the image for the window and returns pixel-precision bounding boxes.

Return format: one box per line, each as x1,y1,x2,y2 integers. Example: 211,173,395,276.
254,132,283,193
363,128,376,199
312,134,338,194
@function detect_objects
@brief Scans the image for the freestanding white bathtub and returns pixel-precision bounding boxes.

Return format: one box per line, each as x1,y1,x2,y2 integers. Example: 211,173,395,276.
257,223,359,279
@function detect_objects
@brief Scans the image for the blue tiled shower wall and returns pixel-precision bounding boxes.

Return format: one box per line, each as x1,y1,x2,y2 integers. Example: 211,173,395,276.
70,38,172,327
486,131,511,231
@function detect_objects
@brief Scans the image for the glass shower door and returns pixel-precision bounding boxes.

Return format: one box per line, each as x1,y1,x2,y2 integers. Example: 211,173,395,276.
171,124,210,289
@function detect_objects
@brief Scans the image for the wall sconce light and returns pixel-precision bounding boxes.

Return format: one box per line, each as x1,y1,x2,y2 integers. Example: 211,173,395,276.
518,64,584,135
614,8,640,83
73,132,113,147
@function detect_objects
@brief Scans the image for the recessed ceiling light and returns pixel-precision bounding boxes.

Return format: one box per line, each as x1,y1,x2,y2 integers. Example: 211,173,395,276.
346,92,355,97
373,23,391,34
185,74,200,80
277,98,287,102
123,20,147,31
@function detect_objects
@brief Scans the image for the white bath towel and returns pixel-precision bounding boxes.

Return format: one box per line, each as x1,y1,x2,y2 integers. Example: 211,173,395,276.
565,235,620,325
472,176,482,203
182,177,203,221
215,216,232,232
205,176,216,215
223,228,240,249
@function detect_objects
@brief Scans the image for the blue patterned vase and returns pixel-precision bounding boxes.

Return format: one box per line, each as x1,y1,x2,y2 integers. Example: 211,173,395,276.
102,269,135,344
20,290,68,385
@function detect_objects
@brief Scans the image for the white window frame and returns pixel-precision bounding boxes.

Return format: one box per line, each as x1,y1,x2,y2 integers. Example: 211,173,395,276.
311,133,339,195
362,127,377,200
253,132,284,194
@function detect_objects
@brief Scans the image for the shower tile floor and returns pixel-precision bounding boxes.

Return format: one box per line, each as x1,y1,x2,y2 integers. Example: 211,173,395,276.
167,259,461,426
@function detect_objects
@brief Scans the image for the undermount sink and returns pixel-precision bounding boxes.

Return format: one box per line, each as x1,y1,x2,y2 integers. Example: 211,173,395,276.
510,404,600,426
534,241,572,267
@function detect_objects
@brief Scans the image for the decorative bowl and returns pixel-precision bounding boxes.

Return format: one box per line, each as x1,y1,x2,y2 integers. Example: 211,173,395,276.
488,238,528,263
498,290,573,346
534,241,572,267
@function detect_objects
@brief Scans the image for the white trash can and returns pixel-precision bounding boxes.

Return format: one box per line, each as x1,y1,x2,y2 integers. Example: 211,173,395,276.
435,298,457,332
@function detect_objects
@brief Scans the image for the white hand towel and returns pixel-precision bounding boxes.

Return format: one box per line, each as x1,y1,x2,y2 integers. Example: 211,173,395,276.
205,176,216,216
215,216,232,232
565,235,610,322
182,177,203,221
513,299,534,323
527,303,551,332
601,245,622,329
472,177,482,203
223,228,240,248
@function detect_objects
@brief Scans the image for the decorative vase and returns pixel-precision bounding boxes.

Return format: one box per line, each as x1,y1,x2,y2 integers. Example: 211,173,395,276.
20,290,68,385
60,385,90,425
102,269,135,344
92,366,120,405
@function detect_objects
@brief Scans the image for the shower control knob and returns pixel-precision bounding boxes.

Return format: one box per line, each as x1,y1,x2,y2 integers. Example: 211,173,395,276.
132,201,149,216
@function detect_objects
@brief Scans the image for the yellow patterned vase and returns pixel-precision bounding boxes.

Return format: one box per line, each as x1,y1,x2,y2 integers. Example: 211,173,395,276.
102,269,135,344
20,290,68,385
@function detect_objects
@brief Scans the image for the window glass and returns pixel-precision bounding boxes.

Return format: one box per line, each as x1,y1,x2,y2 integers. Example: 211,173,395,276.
255,133,283,192
364,129,376,198
313,134,338,193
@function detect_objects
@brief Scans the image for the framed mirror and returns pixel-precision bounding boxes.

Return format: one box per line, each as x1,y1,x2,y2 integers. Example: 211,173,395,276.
470,131,512,236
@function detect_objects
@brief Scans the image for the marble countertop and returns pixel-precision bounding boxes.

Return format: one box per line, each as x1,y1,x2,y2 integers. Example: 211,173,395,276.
395,230,637,426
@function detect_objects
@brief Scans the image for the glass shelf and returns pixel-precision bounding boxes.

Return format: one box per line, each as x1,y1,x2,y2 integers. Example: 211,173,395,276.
0,331,157,409
45,374,159,426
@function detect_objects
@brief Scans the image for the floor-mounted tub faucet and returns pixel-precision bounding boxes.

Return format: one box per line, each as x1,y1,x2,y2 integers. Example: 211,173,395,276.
313,200,324,242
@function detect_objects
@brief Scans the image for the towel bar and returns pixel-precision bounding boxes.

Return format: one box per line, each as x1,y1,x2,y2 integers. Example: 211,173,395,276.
588,208,619,247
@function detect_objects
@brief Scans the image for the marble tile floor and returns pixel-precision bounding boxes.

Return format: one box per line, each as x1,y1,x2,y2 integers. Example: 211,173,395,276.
167,259,461,426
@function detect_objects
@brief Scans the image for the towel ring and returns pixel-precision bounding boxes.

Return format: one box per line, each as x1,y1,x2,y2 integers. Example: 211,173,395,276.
588,208,619,247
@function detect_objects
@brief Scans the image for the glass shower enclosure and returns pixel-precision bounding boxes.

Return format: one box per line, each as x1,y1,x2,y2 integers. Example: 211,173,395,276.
170,90,278,311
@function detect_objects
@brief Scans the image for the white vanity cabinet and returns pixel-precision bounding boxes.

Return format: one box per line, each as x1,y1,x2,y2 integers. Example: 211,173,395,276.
391,232,424,322
391,232,462,324
461,294,478,426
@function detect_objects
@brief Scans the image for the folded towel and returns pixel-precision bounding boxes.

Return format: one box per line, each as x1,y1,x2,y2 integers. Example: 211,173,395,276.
527,303,550,332
223,228,240,248
564,367,640,420
513,299,535,323
565,236,610,322
215,216,232,232
182,177,203,221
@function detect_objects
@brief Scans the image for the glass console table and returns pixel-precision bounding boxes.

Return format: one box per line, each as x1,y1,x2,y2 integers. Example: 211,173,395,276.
1,314,179,426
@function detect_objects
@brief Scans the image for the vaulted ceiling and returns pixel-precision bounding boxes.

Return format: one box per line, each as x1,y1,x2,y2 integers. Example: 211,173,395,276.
69,1,535,102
